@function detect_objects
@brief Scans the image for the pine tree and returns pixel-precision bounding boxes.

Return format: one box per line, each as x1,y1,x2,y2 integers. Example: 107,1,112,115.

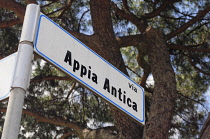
0,0,209,138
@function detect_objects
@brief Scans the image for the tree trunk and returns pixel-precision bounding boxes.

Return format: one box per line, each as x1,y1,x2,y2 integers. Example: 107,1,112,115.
199,113,210,139
143,27,177,139
89,0,144,138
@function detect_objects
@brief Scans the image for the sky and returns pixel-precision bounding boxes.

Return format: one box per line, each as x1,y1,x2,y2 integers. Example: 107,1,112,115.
0,49,209,139
1,51,209,119
205,86,210,110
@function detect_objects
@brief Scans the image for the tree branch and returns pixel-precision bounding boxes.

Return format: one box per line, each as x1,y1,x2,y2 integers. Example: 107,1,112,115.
199,113,210,139
0,107,118,139
143,0,181,19
111,1,147,33
25,0,38,4
186,22,210,35
116,34,143,47
0,18,22,28
30,76,72,83
177,92,208,112
168,44,210,53
46,7,65,17
77,9,90,32
58,0,75,18
66,82,76,100
125,65,141,78
0,0,25,21
188,52,210,76
166,6,210,40
0,108,85,138
175,111,197,126
117,34,207,53
125,65,153,93
159,14,186,20
140,72,150,88
122,0,130,12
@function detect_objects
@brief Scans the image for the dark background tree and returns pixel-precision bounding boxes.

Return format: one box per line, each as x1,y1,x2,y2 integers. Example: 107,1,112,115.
0,0,209,138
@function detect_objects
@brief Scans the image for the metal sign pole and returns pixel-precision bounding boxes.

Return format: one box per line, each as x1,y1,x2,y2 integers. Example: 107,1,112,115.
1,4,40,139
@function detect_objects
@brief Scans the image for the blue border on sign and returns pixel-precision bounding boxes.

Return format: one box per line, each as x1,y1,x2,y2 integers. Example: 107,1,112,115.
34,15,145,123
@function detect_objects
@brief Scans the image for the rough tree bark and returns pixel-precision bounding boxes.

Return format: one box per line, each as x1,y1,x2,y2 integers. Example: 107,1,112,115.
3,0,209,139
199,113,210,139
111,1,178,138
89,0,144,138
143,27,177,139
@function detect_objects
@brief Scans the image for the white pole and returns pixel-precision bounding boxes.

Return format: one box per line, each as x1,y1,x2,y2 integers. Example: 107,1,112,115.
1,4,40,139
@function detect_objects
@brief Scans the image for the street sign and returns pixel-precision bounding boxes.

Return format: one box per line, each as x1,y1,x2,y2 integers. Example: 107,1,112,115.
0,53,17,100
34,15,144,124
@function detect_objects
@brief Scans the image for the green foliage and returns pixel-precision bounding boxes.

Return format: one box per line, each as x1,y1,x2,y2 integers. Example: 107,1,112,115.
0,0,209,138
121,46,142,81
0,27,19,57
116,1,209,138
21,60,114,137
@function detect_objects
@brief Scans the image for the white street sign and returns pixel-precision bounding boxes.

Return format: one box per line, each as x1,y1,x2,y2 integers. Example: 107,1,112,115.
34,15,145,124
0,53,17,100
